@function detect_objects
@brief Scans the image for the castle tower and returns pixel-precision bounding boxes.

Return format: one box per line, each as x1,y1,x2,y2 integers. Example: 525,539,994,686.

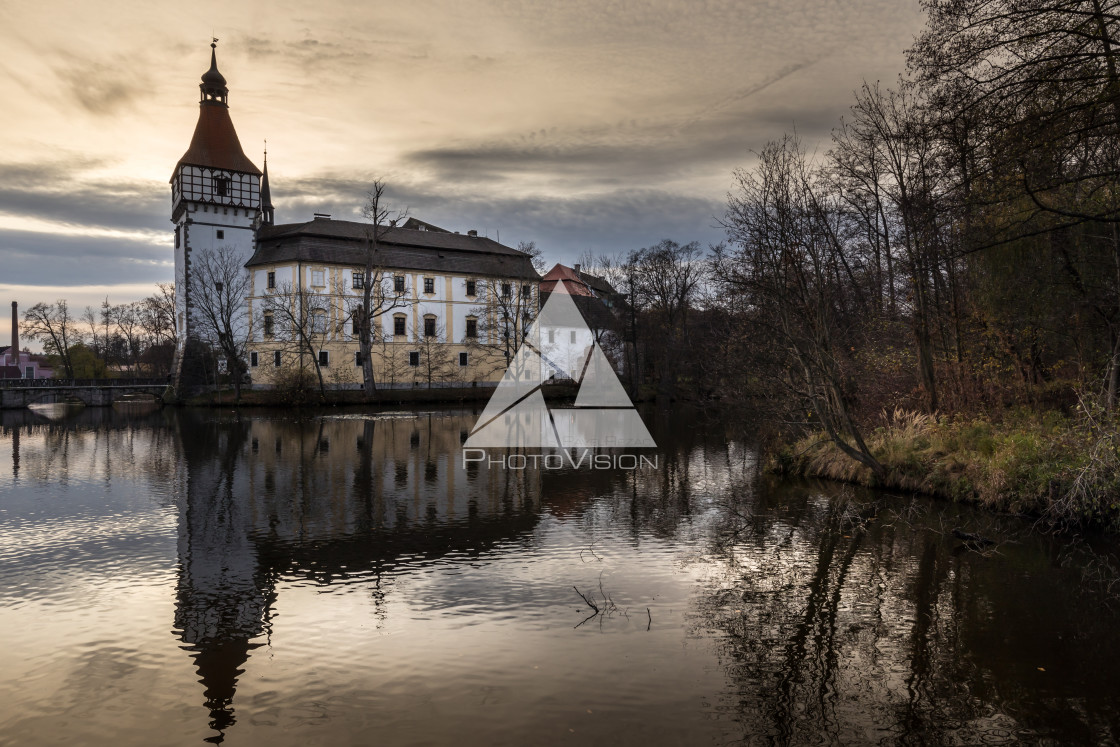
170,41,263,390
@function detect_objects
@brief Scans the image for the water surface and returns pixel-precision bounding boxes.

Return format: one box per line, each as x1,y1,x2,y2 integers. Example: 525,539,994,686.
1,406,1118,745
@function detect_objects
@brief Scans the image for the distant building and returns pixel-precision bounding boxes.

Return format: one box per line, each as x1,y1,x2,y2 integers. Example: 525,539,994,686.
540,263,623,308
539,264,626,380
170,43,540,389
1,302,53,380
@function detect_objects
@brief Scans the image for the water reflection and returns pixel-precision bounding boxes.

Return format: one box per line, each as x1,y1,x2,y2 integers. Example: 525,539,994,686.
697,480,1120,744
2,406,1120,745
169,410,543,742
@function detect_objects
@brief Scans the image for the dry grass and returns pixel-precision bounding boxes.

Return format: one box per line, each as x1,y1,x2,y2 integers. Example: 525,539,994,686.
774,405,1120,529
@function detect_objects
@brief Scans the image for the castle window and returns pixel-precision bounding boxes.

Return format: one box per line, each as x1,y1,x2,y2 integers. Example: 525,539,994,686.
424,315,437,338
352,271,364,290
352,317,360,336
459,352,468,367
522,284,531,297
465,318,477,338
174,226,180,249
274,351,282,367
216,230,224,240
215,177,229,197
408,351,420,367
311,311,327,334
355,351,363,367
250,352,258,367
311,269,325,287
501,282,512,297
394,315,407,337
267,271,275,289
423,277,435,294
264,312,274,337
318,350,330,367
465,279,476,296
394,275,406,293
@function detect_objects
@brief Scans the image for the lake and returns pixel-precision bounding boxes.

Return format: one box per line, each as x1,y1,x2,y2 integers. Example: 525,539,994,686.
1,405,1119,745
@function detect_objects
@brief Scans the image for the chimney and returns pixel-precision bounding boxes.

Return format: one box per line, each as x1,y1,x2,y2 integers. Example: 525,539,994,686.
10,301,17,363
467,229,478,237
574,263,581,275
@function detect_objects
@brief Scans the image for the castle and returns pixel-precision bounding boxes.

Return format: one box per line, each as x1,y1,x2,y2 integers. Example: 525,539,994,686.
171,43,540,391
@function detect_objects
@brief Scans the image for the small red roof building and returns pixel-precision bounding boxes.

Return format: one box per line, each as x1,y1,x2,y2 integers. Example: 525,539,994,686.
540,264,596,297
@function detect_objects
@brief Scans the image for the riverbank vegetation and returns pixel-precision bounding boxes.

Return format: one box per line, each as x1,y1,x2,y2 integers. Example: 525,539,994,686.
775,407,1120,528
589,0,1120,528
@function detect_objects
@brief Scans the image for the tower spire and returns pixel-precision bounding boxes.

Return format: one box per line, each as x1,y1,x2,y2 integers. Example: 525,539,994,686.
261,141,274,225
200,38,229,106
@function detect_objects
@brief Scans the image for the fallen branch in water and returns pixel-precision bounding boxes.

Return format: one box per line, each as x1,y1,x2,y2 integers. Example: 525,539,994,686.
573,585,598,614
573,572,624,628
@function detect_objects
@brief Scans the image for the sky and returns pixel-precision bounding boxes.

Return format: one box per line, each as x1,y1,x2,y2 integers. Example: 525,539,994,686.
0,0,923,348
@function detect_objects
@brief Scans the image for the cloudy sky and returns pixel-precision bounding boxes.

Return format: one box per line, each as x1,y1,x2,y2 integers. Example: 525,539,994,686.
0,0,922,347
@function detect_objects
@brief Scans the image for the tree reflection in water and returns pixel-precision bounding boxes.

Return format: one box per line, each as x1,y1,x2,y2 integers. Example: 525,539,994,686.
692,477,1120,745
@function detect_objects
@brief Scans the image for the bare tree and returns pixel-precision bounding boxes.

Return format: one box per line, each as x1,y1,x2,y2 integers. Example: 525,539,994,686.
625,239,707,399
112,302,145,374
467,278,538,378
79,306,98,360
189,247,254,399
518,239,548,274
416,319,455,388
352,179,410,397
139,283,177,375
22,300,79,377
719,134,885,477
259,278,338,398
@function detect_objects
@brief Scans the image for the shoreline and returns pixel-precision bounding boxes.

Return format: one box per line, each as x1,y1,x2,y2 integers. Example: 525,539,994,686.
770,408,1120,531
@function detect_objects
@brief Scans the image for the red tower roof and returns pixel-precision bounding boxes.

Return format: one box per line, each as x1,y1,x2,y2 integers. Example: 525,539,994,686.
175,104,261,176
172,44,261,178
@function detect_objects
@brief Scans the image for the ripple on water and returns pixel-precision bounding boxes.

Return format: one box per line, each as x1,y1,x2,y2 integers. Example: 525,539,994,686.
3,409,1120,746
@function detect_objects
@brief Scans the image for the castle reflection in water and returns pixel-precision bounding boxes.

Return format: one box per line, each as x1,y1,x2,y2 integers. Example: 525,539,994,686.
171,409,552,742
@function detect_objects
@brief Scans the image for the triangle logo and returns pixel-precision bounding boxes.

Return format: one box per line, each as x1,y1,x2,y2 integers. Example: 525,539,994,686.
464,278,656,449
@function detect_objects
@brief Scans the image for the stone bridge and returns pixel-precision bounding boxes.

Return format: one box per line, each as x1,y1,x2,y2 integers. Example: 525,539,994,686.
0,378,167,409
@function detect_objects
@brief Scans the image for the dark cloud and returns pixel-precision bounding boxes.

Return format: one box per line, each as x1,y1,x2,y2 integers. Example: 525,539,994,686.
400,55,845,188
0,229,169,287
267,172,725,263
51,52,156,116
0,160,168,234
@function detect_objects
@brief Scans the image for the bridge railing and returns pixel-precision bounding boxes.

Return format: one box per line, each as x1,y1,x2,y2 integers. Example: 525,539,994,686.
0,378,168,390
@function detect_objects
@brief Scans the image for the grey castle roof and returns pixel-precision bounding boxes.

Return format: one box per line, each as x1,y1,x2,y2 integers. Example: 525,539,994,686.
247,218,541,279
